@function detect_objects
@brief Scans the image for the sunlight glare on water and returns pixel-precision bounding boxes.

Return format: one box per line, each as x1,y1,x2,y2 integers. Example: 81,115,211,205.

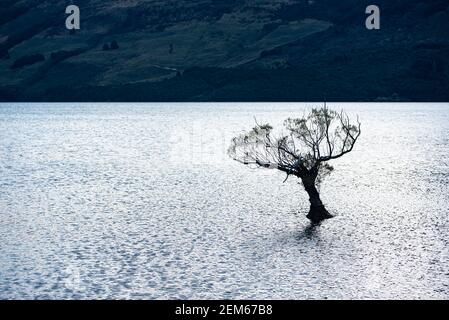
0,103,448,299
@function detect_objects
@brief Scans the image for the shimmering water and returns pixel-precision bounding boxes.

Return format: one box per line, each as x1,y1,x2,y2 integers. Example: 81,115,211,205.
0,103,448,299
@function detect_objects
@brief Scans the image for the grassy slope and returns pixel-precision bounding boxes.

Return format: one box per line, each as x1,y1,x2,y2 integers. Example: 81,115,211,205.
0,0,448,101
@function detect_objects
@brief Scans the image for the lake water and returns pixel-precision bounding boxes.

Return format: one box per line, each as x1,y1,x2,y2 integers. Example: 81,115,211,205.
0,103,448,299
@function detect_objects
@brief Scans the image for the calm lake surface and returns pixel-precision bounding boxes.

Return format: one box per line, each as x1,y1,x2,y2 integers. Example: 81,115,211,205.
0,103,448,299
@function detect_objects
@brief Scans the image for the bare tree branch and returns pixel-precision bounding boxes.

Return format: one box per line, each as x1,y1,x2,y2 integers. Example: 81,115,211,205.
228,105,361,181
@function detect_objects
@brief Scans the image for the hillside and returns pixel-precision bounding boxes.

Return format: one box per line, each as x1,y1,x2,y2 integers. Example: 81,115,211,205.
0,0,448,101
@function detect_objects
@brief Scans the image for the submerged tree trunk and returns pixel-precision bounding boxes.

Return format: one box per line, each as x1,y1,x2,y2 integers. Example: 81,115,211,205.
301,175,333,223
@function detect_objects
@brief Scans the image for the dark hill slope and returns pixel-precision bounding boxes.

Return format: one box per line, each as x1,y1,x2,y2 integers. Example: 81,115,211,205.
0,0,448,101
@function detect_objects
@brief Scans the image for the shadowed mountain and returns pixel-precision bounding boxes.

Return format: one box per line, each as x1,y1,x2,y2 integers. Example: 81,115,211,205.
0,0,448,101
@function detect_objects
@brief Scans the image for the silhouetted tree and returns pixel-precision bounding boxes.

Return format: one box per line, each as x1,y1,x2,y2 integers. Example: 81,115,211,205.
229,105,361,223
110,40,119,50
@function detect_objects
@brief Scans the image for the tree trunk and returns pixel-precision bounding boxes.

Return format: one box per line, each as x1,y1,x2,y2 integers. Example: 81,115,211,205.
302,176,333,223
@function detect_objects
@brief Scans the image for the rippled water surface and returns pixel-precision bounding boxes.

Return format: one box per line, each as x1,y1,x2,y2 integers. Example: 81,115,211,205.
0,103,448,299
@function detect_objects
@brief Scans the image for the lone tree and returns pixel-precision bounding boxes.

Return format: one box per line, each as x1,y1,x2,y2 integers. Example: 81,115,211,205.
228,105,361,223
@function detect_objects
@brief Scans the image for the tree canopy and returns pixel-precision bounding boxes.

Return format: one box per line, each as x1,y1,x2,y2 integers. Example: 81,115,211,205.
228,105,361,184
